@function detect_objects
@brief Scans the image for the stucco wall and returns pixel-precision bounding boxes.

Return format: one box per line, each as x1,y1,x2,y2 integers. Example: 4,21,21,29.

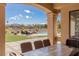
0,4,5,55
54,4,79,44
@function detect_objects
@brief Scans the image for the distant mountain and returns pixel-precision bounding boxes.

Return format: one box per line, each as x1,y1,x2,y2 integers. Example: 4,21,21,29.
5,21,47,27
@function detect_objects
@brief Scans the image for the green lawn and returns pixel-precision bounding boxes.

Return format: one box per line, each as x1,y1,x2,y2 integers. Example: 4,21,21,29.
5,33,47,42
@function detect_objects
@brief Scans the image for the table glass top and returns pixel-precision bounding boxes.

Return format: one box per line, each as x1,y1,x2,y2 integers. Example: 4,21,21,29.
22,44,73,56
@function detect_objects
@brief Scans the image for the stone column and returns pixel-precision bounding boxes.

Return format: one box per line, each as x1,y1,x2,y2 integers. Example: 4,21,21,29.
47,12,54,45
53,14,58,44
0,4,5,56
61,9,69,44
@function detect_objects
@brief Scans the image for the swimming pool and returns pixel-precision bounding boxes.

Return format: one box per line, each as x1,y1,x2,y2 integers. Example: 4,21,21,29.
36,31,48,35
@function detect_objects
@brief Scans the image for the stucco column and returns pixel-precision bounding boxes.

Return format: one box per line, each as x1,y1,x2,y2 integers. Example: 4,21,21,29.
47,12,54,45
53,14,58,44
0,4,5,56
61,9,69,44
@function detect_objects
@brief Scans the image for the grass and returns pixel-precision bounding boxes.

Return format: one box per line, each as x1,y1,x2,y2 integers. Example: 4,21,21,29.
5,33,48,42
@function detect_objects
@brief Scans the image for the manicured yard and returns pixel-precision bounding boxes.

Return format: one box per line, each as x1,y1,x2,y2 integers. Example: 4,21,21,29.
5,33,47,42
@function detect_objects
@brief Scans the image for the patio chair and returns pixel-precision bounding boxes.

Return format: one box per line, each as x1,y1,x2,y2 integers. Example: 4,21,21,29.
9,52,17,56
34,40,43,49
69,49,79,56
66,38,79,48
43,39,50,47
21,42,33,53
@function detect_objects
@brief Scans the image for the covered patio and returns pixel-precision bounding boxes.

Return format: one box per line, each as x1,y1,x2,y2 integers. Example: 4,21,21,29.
0,3,79,56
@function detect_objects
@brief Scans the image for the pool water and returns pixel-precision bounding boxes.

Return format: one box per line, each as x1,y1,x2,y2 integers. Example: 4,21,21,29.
36,32,48,35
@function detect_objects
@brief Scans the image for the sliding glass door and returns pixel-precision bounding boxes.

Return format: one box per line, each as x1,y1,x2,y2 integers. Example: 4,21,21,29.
69,10,79,37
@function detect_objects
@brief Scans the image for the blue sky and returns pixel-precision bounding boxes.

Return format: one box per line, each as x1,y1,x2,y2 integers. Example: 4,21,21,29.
57,13,61,23
5,3,47,25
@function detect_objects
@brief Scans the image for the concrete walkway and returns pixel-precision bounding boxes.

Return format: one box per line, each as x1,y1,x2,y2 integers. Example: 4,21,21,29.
5,37,48,56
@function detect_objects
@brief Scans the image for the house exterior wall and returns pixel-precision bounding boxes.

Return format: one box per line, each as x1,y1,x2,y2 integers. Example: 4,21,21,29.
54,4,79,44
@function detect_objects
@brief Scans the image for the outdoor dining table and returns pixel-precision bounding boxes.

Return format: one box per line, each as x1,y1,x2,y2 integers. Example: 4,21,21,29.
22,44,73,56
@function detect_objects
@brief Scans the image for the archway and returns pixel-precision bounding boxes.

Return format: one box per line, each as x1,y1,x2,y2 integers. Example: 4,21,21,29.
0,3,55,55
5,3,54,55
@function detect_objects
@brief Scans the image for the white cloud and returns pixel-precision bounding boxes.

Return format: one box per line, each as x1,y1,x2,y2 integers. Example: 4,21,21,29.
9,17,17,20
24,10,31,13
26,15,32,19
26,16,30,19
9,14,23,21
19,14,23,17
